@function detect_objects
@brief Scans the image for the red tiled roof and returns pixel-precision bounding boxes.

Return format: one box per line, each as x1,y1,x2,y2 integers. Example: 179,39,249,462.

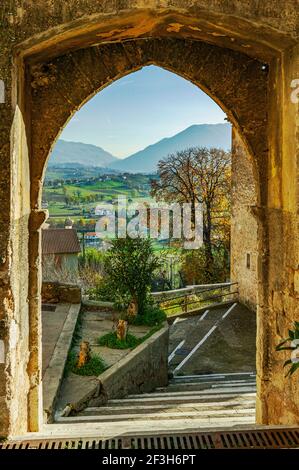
42,228,81,255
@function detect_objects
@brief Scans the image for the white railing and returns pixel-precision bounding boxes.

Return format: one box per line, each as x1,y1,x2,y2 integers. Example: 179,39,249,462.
151,281,239,315
151,282,237,301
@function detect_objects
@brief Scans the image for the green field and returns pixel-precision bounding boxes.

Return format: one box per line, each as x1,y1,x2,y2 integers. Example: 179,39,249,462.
43,172,156,219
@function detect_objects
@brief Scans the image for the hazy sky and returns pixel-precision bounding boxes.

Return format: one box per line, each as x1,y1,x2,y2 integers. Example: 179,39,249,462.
60,65,226,158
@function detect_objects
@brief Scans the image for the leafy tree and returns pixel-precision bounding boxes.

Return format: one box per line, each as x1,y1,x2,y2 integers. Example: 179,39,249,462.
104,237,160,315
181,246,230,285
151,147,231,280
62,186,70,205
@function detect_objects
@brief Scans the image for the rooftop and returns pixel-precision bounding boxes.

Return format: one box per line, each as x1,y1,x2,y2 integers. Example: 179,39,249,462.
42,228,81,255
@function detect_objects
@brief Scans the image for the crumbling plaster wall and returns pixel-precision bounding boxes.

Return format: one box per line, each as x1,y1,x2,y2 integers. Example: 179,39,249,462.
255,43,299,426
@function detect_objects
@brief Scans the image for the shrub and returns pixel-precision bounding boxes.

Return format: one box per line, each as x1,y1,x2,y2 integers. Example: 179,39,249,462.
104,237,160,315
86,277,115,302
129,304,166,327
79,248,106,272
276,322,299,376
181,246,230,285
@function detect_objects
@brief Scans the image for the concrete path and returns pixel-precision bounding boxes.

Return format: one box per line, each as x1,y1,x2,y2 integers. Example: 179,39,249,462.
42,304,69,378
168,302,256,376
42,303,81,421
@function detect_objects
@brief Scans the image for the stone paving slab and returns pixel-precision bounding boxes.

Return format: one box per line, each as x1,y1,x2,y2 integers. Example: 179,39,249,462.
91,346,128,368
55,373,101,414
42,303,81,422
42,304,69,377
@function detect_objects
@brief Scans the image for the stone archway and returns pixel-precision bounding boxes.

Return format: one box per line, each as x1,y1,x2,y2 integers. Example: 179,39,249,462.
0,3,298,437
28,37,267,432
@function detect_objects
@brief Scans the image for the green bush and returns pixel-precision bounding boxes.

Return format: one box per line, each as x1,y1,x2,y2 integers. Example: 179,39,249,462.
79,247,106,270
276,322,299,376
103,237,160,315
98,332,140,349
66,351,106,376
181,246,230,285
87,277,115,302
129,304,166,327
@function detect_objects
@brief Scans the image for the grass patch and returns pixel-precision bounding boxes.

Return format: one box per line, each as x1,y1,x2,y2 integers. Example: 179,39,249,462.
66,351,106,376
98,332,140,349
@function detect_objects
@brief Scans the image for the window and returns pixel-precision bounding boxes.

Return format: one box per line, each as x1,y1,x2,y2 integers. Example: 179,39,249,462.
246,253,251,269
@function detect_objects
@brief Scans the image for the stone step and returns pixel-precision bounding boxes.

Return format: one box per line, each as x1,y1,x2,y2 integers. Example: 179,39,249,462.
126,386,256,399
79,399,256,416
170,372,256,383
107,391,256,407
156,380,256,393
57,407,256,424
50,414,256,433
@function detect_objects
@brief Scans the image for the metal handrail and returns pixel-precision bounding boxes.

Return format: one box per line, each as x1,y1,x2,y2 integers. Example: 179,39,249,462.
151,282,238,301
162,290,239,312
155,282,239,314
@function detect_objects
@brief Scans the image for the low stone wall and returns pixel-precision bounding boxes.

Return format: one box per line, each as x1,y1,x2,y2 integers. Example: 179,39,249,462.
42,282,82,304
64,323,169,414
98,323,169,402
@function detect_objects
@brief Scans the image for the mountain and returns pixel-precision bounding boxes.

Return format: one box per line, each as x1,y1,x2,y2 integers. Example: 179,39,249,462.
48,140,118,168
108,123,231,173
48,123,231,174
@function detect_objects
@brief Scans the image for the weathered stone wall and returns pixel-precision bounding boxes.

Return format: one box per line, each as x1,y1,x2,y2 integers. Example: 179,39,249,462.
0,1,298,436
255,42,299,426
41,282,81,304
231,129,258,310
28,36,268,207
98,323,169,403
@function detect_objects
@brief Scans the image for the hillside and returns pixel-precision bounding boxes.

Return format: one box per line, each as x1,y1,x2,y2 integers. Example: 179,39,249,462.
48,123,231,175
108,123,231,173
48,139,118,168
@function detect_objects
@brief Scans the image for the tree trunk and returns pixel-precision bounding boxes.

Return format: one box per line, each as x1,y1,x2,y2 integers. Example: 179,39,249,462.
203,201,213,281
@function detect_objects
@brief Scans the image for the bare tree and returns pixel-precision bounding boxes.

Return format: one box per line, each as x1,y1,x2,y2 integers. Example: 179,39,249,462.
151,147,231,279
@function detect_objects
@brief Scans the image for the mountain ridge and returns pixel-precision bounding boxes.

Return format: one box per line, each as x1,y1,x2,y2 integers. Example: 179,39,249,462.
108,122,231,173
49,123,231,173
48,139,118,168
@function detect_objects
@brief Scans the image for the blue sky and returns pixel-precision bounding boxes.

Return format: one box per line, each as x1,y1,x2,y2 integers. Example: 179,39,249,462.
60,65,226,158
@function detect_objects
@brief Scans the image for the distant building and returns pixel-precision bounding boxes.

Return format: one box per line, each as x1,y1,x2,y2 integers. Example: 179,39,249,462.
42,228,81,282
64,217,74,229
85,231,101,247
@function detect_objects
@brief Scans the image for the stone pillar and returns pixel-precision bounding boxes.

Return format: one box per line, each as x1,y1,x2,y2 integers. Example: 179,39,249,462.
0,49,13,440
0,51,32,436
27,209,48,432
256,46,299,425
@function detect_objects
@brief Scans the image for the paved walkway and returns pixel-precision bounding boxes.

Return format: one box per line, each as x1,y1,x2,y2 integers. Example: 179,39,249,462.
42,303,81,420
42,304,70,378
168,302,256,376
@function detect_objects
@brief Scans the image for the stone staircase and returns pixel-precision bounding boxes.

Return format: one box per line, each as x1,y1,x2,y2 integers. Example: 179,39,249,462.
56,372,256,428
